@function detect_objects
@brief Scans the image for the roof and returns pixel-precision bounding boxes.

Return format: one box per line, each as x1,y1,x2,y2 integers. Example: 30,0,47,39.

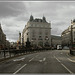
51,35,61,40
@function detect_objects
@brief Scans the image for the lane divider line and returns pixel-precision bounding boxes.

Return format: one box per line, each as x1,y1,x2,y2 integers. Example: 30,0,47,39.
54,56,73,74
54,56,61,63
13,64,27,74
29,55,38,62
55,57,61,63
67,58,75,63
61,63,73,74
43,58,46,61
29,57,34,62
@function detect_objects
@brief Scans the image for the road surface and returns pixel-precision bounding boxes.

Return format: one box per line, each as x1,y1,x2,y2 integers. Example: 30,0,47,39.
0,50,75,74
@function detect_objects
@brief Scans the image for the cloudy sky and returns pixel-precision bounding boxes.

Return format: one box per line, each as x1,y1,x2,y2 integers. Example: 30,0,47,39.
0,1,75,42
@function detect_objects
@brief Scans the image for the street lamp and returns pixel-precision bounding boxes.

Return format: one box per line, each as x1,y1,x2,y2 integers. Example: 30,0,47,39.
71,25,73,49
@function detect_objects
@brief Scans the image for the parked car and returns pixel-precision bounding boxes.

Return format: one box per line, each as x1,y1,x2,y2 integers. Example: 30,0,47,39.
63,46,69,50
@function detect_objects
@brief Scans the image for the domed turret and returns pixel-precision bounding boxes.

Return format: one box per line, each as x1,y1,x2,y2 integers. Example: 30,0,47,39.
42,16,46,22
29,15,34,21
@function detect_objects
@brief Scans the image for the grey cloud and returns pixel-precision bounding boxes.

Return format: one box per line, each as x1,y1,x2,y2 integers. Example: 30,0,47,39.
1,2,75,42
14,14,29,21
51,27,63,36
3,26,19,41
52,20,68,27
0,2,26,18
51,20,70,35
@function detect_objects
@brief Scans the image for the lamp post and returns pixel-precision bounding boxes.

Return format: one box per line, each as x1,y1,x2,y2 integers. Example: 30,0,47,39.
71,25,73,48
70,25,73,54
70,24,75,55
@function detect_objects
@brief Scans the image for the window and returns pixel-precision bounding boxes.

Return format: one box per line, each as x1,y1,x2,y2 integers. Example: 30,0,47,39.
45,32,48,35
39,29,42,35
39,31,42,35
32,38,36,40
38,36,42,40
32,30,36,37
45,36,49,40
32,30,35,34
31,24,33,27
45,30,48,35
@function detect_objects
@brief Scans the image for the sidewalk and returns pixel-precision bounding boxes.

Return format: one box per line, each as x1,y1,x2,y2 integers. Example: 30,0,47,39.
68,52,75,62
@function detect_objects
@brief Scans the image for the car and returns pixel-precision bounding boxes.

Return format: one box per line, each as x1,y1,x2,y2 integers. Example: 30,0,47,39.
63,46,69,50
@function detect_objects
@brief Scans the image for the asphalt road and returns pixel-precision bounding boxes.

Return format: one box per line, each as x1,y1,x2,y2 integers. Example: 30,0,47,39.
0,50,75,74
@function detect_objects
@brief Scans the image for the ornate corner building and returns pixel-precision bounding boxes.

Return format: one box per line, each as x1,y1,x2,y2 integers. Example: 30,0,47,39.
0,23,6,50
22,15,51,47
61,19,75,47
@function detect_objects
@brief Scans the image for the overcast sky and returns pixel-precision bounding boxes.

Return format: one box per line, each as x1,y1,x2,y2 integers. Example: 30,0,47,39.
0,1,75,42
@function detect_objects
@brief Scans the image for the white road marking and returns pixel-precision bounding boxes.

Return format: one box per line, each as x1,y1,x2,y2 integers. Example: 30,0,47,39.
13,64,27,74
39,58,46,62
29,55,38,62
54,56,61,63
67,58,75,63
43,58,46,61
61,63,73,74
55,57,61,62
29,57,34,62
54,55,73,74
13,58,25,61
67,53,75,62
39,60,43,62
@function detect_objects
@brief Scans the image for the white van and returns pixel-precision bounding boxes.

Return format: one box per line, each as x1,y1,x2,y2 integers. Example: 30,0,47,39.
57,45,62,50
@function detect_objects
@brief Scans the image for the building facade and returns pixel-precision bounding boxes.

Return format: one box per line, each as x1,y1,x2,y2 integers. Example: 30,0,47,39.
0,23,6,50
51,35,62,48
6,40,10,49
61,19,75,47
22,15,51,47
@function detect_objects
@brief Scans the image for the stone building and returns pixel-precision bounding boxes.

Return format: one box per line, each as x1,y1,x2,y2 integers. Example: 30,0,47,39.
0,23,6,50
51,35,62,48
22,15,51,48
61,19,75,47
6,40,10,49
10,42,17,49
